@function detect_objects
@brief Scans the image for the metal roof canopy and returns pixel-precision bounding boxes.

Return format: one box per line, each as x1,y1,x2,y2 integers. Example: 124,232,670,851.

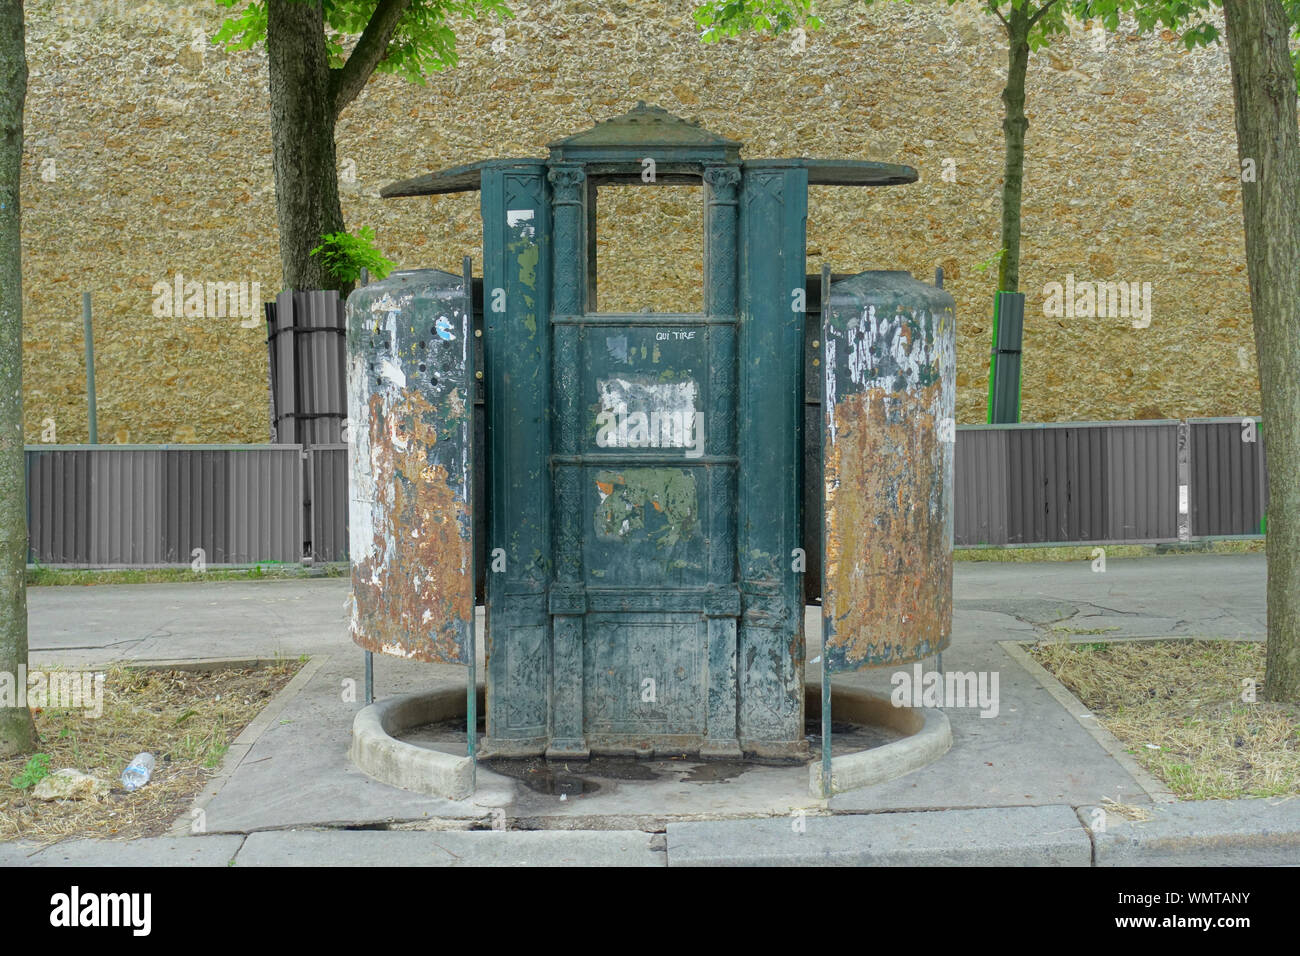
379,102,918,198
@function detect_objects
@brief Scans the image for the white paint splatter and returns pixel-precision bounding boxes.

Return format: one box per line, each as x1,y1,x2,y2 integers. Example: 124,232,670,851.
378,359,406,389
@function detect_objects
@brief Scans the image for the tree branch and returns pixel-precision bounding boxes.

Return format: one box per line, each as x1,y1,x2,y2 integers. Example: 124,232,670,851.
329,0,414,117
1027,0,1063,29
987,1,1009,29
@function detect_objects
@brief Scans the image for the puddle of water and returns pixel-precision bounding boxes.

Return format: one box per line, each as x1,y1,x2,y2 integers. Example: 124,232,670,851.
681,761,748,783
804,717,905,755
483,758,607,796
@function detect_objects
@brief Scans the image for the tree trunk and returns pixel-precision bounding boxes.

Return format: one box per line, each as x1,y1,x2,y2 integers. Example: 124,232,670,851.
0,0,34,757
267,0,346,294
1224,0,1300,702
997,6,1031,293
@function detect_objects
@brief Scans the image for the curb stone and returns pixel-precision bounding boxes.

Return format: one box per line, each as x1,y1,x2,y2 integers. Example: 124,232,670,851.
1081,798,1300,866
233,828,665,867
999,640,1175,803
667,805,1092,866
169,654,327,836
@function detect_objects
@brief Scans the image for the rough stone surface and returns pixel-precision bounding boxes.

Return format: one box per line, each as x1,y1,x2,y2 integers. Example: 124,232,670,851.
21,2,1264,444
668,805,1093,866
32,768,110,801
1084,798,1300,866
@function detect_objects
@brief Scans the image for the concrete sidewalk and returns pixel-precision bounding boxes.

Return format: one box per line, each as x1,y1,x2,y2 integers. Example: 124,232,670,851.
7,552,1286,866
3,798,1297,866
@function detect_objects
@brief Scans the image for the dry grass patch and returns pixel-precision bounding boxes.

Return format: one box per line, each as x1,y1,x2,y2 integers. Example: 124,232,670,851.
1029,639,1299,800
955,540,1264,563
1,662,301,845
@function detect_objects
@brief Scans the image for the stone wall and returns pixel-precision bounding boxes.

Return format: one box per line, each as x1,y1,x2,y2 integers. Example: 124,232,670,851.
21,0,1265,443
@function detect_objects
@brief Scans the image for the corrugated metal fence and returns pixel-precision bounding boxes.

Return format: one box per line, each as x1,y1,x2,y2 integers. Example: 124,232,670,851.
266,291,346,446
952,418,1266,547
26,445,311,567
26,418,1266,568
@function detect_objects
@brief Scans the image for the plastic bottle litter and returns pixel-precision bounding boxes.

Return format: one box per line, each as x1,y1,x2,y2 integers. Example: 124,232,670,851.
121,753,155,792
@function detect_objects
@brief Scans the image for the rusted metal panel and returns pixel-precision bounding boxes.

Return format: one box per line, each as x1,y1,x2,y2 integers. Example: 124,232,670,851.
823,270,955,670
346,269,473,663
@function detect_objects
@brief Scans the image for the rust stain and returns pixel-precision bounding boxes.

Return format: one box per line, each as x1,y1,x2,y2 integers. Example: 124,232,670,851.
351,388,472,663
824,384,952,668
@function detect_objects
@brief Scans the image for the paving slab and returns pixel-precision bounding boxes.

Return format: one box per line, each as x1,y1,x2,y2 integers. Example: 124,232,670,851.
27,555,1265,667
0,835,244,867
21,554,1269,830
233,828,664,866
196,652,508,832
28,578,353,666
825,640,1153,811
667,805,1091,866
1083,798,1300,866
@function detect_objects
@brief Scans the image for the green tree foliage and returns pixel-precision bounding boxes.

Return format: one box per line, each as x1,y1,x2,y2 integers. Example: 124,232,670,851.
215,0,512,91
212,0,511,294
693,1,1286,297
310,226,398,284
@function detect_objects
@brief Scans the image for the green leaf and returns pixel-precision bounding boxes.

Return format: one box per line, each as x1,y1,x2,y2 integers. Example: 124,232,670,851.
10,753,51,790
213,0,268,51
215,0,515,80
310,226,398,285
693,0,821,42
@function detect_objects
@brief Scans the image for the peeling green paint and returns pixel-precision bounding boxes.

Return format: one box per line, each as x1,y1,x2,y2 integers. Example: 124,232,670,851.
594,468,698,548
517,244,538,289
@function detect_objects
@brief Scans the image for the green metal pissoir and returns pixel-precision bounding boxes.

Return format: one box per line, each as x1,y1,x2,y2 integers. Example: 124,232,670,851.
349,104,955,779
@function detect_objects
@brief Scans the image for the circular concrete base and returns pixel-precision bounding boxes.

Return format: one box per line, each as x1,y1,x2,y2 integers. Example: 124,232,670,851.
349,686,477,801
805,684,952,797
350,684,950,802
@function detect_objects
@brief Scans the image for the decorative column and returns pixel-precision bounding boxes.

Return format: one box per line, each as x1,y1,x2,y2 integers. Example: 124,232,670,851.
547,163,589,758
702,165,742,758
737,165,808,757
480,161,552,756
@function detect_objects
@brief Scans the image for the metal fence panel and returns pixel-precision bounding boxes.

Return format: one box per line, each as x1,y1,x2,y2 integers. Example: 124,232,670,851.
225,445,301,563
267,291,346,446
26,445,302,567
26,449,92,563
1189,417,1267,536
309,444,348,563
956,421,1179,546
26,418,1271,569
1106,422,1179,541
91,448,163,564
954,428,1009,546
163,449,227,563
